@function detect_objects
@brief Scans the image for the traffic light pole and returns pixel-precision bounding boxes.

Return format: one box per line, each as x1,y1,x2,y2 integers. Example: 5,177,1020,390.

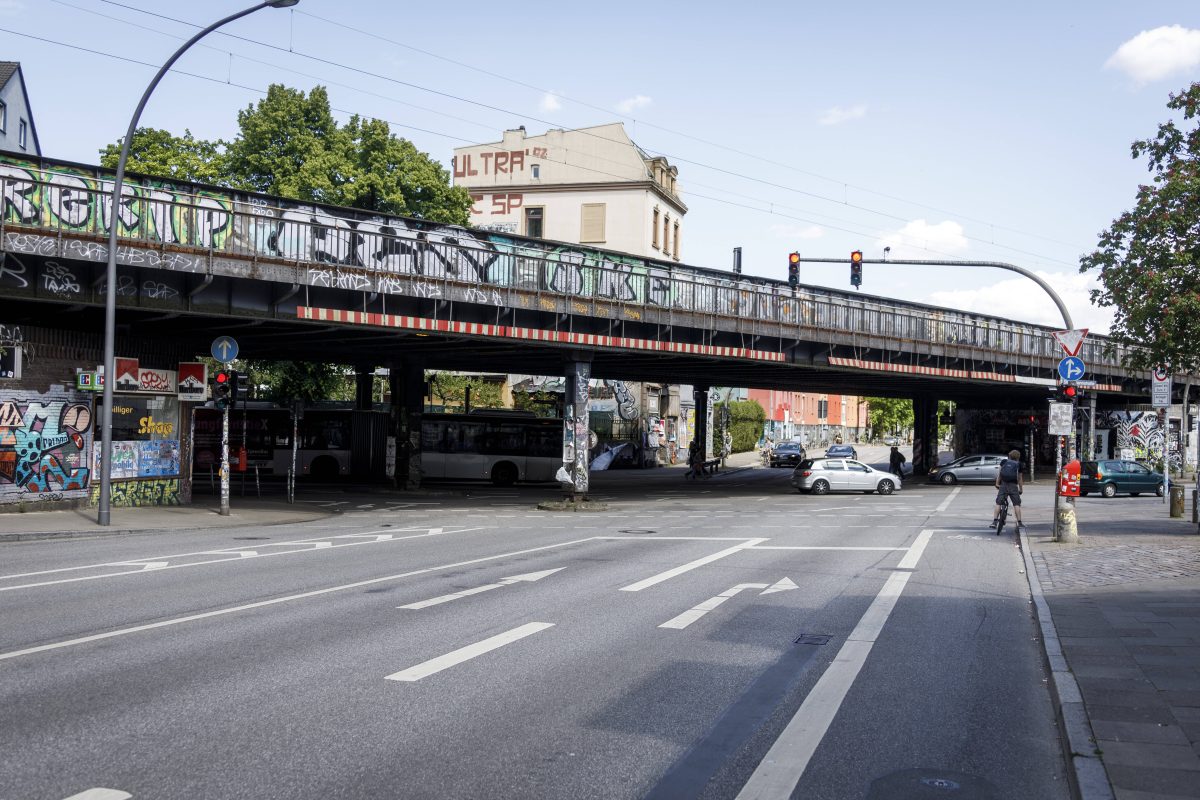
220,406,231,516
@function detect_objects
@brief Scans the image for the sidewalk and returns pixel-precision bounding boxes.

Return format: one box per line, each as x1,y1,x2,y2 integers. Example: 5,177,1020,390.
1023,499,1200,800
0,498,333,542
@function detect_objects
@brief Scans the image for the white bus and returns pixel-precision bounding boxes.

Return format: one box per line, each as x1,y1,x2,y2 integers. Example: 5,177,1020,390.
420,411,562,485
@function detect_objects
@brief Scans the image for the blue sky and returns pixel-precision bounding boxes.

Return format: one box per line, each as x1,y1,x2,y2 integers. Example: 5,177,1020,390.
3,0,1199,334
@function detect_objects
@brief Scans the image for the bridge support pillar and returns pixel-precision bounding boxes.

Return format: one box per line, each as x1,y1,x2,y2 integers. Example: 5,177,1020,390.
355,365,375,411
392,361,424,490
561,356,592,499
912,395,940,478
694,386,710,459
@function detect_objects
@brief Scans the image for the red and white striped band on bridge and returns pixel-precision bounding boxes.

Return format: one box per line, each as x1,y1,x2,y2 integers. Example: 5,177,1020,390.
828,356,1122,391
298,307,787,363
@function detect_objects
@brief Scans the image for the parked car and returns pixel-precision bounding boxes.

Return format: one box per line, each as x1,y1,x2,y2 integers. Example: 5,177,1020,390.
927,453,1008,485
882,436,901,446
792,458,901,495
769,442,807,468
1080,460,1165,498
824,444,858,460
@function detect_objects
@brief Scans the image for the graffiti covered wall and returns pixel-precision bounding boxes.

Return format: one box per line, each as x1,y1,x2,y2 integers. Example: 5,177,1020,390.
1098,410,1183,472
0,391,93,506
88,478,180,507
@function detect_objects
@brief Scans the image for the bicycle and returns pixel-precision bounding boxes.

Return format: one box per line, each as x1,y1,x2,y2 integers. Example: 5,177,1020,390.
994,493,1009,535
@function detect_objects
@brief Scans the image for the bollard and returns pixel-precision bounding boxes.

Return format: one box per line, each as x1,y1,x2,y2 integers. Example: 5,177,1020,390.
1170,486,1185,518
1056,501,1079,543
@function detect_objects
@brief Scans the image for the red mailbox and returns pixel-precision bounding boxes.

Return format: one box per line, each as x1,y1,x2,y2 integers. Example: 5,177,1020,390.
1059,458,1081,497
235,445,248,473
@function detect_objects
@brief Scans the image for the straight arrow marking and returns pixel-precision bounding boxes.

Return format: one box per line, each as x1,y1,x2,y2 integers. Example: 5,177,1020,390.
398,568,565,610
386,622,554,682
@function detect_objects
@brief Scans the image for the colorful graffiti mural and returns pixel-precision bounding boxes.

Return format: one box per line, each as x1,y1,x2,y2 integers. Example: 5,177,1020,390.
1097,410,1183,472
0,395,92,502
89,478,180,507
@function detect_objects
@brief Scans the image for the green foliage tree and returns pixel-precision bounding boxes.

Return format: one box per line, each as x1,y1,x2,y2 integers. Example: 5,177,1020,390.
426,372,504,412
512,389,561,417
1081,82,1200,373
248,361,354,404
722,399,766,453
99,128,227,184
867,397,913,439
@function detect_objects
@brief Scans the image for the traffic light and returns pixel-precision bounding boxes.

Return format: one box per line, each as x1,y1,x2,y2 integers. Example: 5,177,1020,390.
787,252,800,287
850,250,863,288
233,371,249,406
214,370,231,409
1056,384,1078,403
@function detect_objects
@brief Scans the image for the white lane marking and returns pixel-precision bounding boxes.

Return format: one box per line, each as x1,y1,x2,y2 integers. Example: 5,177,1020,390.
62,790,132,800
735,529,934,799
751,546,909,551
620,538,768,592
385,622,554,682
660,577,797,629
935,487,961,513
0,540,593,663
398,568,565,610
113,562,168,571
761,577,799,595
0,527,466,592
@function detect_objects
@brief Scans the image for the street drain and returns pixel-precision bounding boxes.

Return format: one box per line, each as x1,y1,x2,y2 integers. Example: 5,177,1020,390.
794,634,831,645
867,769,998,799
232,536,269,540
619,529,656,535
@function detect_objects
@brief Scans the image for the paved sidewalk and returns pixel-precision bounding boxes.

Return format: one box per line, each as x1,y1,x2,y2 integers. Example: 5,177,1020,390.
0,497,333,541
1025,499,1200,800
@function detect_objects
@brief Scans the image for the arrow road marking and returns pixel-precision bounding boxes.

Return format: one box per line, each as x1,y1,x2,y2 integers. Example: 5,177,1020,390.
621,538,768,592
660,578,798,629
399,568,565,610
114,562,168,571
62,790,132,800
385,622,554,682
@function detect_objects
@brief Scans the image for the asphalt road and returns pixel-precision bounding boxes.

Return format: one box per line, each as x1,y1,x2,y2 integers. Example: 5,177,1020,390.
1,458,1072,800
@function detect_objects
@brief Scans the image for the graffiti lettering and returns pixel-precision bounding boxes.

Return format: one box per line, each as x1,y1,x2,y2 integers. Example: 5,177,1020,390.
0,397,92,501
90,478,180,507
142,280,179,300
309,268,371,291
42,262,80,294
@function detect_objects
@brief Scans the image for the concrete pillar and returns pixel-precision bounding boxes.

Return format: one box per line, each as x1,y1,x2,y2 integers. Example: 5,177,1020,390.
912,395,939,476
355,365,375,411
694,386,710,459
562,356,591,498
392,362,424,490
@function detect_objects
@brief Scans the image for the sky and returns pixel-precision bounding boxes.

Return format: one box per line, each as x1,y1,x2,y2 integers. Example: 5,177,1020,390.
2,0,1199,335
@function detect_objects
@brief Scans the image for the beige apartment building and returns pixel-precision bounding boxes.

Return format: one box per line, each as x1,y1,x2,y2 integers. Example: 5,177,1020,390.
452,123,687,260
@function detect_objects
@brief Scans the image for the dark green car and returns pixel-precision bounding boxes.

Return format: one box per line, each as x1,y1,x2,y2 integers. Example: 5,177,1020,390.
1079,460,1165,498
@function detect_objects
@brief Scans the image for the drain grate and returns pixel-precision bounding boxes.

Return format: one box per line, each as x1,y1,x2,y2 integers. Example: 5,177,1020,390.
794,634,831,645
618,529,656,535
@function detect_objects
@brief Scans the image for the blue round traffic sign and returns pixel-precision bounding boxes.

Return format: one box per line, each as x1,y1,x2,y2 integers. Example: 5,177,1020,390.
1057,356,1085,382
211,336,239,363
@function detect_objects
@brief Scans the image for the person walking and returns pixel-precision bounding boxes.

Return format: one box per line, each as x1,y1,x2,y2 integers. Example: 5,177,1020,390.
992,449,1026,532
889,446,906,478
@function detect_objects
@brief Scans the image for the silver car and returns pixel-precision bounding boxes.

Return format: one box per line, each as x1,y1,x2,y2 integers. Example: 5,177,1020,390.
791,458,902,495
927,453,1008,485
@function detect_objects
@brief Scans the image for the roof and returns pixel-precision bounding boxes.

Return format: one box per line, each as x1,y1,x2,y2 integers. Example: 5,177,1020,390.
0,63,18,88
0,62,41,155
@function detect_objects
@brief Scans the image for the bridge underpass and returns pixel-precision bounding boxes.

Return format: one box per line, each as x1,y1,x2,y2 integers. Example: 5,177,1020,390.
0,154,1170,505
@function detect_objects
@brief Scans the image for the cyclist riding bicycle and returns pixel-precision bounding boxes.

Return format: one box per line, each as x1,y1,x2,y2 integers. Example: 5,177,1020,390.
991,449,1026,532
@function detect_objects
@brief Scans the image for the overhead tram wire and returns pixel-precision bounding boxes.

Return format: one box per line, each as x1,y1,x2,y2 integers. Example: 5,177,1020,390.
91,0,1083,268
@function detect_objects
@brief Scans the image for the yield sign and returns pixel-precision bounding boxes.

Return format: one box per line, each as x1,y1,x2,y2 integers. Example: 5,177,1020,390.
1052,328,1089,357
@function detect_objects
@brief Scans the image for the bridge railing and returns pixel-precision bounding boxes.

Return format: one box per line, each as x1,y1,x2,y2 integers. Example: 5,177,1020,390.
0,169,1133,371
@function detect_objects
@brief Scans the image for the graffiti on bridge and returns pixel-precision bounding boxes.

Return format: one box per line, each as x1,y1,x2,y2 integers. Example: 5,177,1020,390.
89,478,180,507
0,396,92,502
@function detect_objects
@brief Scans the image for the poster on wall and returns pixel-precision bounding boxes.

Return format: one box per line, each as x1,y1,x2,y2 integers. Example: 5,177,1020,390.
114,357,140,392
92,395,181,480
177,362,208,401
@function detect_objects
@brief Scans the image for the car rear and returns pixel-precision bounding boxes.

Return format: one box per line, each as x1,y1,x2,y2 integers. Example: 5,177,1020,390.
791,459,818,491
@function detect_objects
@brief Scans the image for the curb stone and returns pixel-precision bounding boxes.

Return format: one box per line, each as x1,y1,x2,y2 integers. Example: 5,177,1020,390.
1019,529,1115,800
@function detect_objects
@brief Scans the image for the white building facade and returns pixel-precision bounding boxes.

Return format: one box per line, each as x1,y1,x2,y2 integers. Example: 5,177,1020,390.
452,123,686,260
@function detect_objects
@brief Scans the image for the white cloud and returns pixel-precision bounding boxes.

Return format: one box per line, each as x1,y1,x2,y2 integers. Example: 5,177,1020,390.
539,92,562,112
927,272,1115,333
617,94,652,114
876,219,969,260
770,223,824,240
818,104,867,126
1105,25,1200,84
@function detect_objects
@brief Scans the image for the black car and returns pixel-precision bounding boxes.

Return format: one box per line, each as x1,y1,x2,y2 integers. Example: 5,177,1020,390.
824,444,858,460
769,442,807,467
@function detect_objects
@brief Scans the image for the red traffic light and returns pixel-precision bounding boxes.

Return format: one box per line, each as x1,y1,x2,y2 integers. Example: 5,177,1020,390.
1063,385,1077,398
216,372,229,384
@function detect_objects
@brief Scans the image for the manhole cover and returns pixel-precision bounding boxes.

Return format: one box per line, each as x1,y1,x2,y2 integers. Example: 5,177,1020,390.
867,769,998,799
794,634,831,645
232,536,269,540
618,529,656,535
381,524,392,528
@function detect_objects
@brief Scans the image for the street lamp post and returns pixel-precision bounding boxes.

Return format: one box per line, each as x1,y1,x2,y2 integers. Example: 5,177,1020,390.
97,0,298,526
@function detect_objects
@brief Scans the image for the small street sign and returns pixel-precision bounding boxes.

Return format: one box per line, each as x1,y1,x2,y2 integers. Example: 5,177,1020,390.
1151,366,1172,408
1048,402,1074,435
1057,356,1086,382
1052,328,1089,357
211,336,239,363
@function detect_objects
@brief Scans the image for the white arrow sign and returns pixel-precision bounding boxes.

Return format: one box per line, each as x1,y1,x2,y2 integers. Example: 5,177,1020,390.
660,578,798,629
398,568,565,610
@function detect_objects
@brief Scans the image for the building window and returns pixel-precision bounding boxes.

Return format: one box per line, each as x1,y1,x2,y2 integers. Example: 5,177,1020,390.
662,214,671,257
524,206,544,238
18,119,27,150
652,207,660,249
580,203,606,243
0,101,6,133
531,164,540,179
673,221,680,260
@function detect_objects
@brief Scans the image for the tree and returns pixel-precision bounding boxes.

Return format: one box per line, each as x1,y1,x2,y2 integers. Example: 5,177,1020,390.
426,372,504,412
867,397,913,439
722,399,766,453
1081,82,1200,373
99,128,226,184
247,361,354,404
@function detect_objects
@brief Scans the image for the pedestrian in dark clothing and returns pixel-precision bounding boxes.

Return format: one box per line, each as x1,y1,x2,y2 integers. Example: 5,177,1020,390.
889,446,906,478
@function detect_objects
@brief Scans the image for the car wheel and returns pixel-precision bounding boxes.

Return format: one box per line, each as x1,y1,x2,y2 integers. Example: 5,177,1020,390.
878,479,895,495
491,462,519,487
1156,483,1165,497
810,479,830,495
940,473,957,485
1080,490,1090,496
1101,482,1117,498
1131,493,1140,497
